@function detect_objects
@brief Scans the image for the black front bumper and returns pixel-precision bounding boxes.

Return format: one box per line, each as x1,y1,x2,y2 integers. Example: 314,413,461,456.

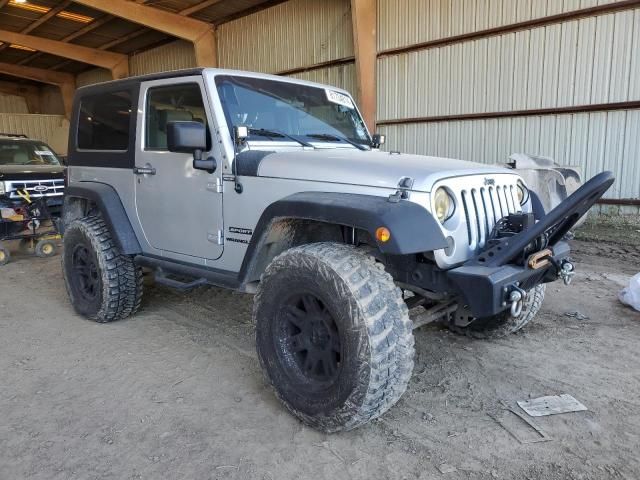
441,171,615,318
446,241,570,318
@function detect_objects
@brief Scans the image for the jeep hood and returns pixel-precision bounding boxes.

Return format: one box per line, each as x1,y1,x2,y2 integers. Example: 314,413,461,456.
0,164,64,181
255,150,512,192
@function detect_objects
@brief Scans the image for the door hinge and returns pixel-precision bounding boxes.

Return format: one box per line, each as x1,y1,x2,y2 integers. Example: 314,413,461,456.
208,230,224,245
206,178,223,193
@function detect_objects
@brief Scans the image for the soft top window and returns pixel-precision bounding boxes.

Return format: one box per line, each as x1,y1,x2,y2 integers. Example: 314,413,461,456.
145,83,209,151
77,91,132,151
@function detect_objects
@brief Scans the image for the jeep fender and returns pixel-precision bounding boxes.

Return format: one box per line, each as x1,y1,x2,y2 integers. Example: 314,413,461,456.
240,191,447,281
64,182,141,255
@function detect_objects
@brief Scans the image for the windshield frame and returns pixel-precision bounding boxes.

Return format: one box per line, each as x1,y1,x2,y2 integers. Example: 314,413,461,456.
0,139,62,167
212,73,372,150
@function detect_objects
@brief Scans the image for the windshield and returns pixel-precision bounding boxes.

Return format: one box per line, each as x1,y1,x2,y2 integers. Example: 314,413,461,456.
215,75,370,147
0,140,61,166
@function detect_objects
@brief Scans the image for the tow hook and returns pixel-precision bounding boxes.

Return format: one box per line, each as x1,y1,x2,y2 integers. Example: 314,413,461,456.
508,286,527,318
559,260,575,286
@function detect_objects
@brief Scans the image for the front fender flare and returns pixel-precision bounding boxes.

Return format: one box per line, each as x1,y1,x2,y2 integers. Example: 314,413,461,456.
240,191,447,279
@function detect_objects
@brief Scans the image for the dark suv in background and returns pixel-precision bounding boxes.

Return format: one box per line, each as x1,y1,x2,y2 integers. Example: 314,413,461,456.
0,134,65,216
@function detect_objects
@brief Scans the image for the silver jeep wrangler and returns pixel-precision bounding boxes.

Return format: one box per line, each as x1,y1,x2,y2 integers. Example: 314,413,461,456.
62,68,613,432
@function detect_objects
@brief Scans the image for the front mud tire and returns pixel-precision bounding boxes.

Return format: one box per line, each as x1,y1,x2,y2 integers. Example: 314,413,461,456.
62,216,143,323
449,284,545,339
254,243,415,432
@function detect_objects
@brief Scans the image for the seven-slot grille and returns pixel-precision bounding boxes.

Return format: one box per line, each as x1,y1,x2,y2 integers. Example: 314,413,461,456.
5,179,65,199
460,184,520,250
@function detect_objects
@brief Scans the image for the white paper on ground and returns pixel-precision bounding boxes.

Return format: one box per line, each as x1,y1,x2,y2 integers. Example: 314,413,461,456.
517,394,587,417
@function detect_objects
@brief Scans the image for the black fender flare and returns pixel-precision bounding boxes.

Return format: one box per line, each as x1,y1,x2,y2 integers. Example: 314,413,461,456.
64,182,141,255
240,191,447,280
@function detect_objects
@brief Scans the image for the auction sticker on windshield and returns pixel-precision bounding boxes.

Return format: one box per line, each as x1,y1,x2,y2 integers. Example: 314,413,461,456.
326,89,354,109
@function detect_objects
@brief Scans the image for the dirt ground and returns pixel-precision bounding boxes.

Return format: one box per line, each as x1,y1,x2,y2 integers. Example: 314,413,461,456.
1,230,640,480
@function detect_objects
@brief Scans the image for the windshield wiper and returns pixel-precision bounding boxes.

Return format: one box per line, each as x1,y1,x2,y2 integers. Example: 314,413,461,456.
249,128,314,148
306,133,369,151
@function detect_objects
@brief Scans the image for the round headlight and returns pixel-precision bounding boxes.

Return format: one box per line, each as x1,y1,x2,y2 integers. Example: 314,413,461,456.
433,187,454,223
517,181,529,205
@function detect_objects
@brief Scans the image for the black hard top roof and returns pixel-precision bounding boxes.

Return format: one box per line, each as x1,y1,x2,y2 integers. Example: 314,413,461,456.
77,68,205,94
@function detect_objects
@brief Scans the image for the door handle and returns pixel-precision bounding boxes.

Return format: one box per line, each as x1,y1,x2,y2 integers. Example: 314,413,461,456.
133,166,156,175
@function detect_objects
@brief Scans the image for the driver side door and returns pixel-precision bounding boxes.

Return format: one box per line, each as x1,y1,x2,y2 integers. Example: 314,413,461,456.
134,77,224,262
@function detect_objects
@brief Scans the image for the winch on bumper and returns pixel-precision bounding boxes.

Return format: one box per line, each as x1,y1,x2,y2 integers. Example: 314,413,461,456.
447,241,573,318
442,171,614,319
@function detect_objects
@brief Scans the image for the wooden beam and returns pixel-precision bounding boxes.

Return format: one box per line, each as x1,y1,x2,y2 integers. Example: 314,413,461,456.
73,0,213,37
73,0,217,66
0,0,72,54
193,29,217,66
0,62,74,85
179,0,224,16
0,29,129,78
61,15,113,42
99,27,149,50
214,0,287,25
23,0,73,34
51,27,150,71
351,0,377,132
56,0,214,62
17,15,113,66
0,80,39,96
0,62,75,118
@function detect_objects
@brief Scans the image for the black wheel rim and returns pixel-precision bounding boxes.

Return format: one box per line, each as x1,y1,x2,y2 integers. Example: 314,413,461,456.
276,293,342,385
71,244,100,301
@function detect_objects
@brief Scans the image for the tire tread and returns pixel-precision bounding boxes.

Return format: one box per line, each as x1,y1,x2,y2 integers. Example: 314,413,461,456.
63,216,142,323
254,242,415,432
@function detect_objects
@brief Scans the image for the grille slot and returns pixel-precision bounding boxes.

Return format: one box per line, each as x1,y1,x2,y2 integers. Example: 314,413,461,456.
461,183,520,250
6,179,64,199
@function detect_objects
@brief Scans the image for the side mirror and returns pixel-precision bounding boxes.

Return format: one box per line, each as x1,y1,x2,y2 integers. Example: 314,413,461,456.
371,133,386,149
167,121,206,153
167,121,216,174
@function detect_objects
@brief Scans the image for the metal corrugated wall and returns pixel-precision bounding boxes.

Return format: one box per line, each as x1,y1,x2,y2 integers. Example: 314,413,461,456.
376,0,640,205
381,109,639,201
0,114,69,154
130,40,197,76
76,68,112,88
379,9,640,119
0,94,29,114
378,0,621,51
289,63,357,96
217,0,356,94
218,0,353,71
75,41,198,88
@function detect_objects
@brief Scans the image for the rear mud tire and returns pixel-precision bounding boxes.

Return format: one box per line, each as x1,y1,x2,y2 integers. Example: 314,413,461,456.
254,242,415,432
449,284,545,339
62,216,143,323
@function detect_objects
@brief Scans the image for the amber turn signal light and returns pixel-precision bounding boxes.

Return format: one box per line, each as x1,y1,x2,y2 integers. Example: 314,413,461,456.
375,227,391,243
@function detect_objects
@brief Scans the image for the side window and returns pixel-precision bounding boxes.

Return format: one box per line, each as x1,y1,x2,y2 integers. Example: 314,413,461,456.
145,83,208,151
77,91,131,150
